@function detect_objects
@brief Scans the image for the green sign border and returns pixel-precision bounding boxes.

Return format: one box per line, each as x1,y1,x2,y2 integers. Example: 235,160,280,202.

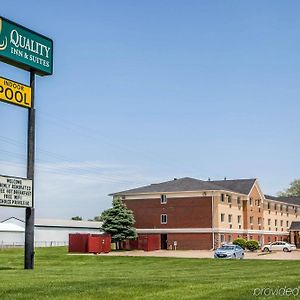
0,16,53,76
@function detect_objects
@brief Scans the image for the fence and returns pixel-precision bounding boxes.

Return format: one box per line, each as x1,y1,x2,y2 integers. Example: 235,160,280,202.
0,241,68,248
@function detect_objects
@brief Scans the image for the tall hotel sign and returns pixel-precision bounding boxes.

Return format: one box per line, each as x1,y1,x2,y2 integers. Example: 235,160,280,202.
0,17,53,76
0,16,53,270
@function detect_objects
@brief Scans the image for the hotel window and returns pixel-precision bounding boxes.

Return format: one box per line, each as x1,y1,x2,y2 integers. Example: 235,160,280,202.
286,221,289,228
221,194,225,202
286,206,289,213
249,198,253,206
250,216,253,225
228,235,232,243
267,202,270,210
237,215,241,224
275,219,277,226
280,220,283,227
228,214,232,223
238,225,242,229
268,219,271,226
220,234,225,243
160,195,167,204
227,195,232,204
221,213,225,222
237,197,241,205
161,214,167,224
280,205,283,211
258,217,261,225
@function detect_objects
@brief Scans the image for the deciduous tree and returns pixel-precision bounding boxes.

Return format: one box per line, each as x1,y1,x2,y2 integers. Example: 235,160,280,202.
278,179,300,197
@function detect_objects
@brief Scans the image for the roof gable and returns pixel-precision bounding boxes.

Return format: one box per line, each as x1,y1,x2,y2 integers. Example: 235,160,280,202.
205,179,256,195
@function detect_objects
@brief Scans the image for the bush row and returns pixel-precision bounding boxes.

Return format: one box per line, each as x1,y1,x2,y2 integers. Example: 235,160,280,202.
233,238,259,251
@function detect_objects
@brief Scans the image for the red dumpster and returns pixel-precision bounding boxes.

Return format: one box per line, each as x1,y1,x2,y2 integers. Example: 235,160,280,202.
69,233,89,253
100,234,111,253
138,234,160,251
69,233,111,253
88,235,102,253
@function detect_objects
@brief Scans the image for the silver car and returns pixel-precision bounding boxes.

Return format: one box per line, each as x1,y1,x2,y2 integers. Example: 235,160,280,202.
214,244,244,259
262,241,296,252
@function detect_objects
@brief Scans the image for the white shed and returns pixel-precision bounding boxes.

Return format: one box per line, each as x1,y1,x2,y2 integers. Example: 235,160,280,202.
0,217,103,247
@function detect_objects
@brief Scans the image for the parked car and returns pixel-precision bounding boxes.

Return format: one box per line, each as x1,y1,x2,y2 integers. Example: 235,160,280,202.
214,244,244,259
262,241,296,252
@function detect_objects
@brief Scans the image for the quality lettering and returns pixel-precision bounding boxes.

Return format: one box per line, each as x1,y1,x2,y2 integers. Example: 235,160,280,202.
10,29,50,58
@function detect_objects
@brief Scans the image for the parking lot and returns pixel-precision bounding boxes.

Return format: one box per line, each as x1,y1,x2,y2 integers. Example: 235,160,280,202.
104,249,300,260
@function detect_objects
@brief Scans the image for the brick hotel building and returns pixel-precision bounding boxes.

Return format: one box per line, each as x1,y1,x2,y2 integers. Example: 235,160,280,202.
111,177,300,250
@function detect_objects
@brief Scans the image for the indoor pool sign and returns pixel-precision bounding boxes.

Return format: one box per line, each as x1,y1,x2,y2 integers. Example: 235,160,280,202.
0,17,53,76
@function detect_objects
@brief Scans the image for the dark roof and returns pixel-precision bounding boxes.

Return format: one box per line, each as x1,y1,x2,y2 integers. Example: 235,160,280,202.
264,195,300,206
209,179,256,195
289,221,300,231
111,177,256,196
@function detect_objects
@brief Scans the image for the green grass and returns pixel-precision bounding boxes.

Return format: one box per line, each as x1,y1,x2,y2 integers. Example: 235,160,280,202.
0,247,299,299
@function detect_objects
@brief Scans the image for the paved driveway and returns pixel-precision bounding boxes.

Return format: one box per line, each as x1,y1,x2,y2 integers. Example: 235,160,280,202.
103,249,300,260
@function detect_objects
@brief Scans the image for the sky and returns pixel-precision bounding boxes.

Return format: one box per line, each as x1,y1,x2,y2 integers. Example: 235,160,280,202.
0,1,300,221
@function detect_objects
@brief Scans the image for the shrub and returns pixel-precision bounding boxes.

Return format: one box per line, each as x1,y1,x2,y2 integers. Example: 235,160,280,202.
233,238,247,249
246,240,259,251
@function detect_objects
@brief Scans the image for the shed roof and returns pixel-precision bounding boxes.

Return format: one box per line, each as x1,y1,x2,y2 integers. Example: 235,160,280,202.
1,217,102,229
0,223,24,232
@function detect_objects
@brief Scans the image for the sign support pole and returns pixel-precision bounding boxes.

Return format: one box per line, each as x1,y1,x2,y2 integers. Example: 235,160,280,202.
24,70,35,270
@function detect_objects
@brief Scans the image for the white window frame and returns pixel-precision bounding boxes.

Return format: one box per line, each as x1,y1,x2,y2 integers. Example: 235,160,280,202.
160,194,167,204
161,214,167,224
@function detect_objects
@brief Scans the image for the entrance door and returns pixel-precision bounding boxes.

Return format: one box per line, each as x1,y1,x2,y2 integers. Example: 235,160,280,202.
161,234,168,250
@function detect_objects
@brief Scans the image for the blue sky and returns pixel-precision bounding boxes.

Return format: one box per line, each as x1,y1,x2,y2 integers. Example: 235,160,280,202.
1,1,300,220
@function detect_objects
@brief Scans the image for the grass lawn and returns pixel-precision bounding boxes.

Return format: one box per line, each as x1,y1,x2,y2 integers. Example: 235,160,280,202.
0,247,299,299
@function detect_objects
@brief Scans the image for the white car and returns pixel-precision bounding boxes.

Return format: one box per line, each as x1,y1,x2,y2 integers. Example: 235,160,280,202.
262,241,296,252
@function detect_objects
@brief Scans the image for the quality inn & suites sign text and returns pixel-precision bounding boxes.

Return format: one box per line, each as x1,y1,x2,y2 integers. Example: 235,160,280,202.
0,17,53,76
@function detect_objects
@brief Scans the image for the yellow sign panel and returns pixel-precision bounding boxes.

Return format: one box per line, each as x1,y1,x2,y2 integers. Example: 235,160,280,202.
0,77,31,108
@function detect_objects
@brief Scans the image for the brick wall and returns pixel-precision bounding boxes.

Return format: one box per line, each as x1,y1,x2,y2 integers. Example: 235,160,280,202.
123,196,212,229
167,233,213,250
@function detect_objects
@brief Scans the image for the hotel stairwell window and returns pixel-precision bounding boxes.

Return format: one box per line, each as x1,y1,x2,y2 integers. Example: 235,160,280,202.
161,214,167,224
160,195,167,204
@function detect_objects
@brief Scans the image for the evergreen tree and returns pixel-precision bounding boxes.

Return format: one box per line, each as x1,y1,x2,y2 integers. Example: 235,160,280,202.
100,197,137,249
